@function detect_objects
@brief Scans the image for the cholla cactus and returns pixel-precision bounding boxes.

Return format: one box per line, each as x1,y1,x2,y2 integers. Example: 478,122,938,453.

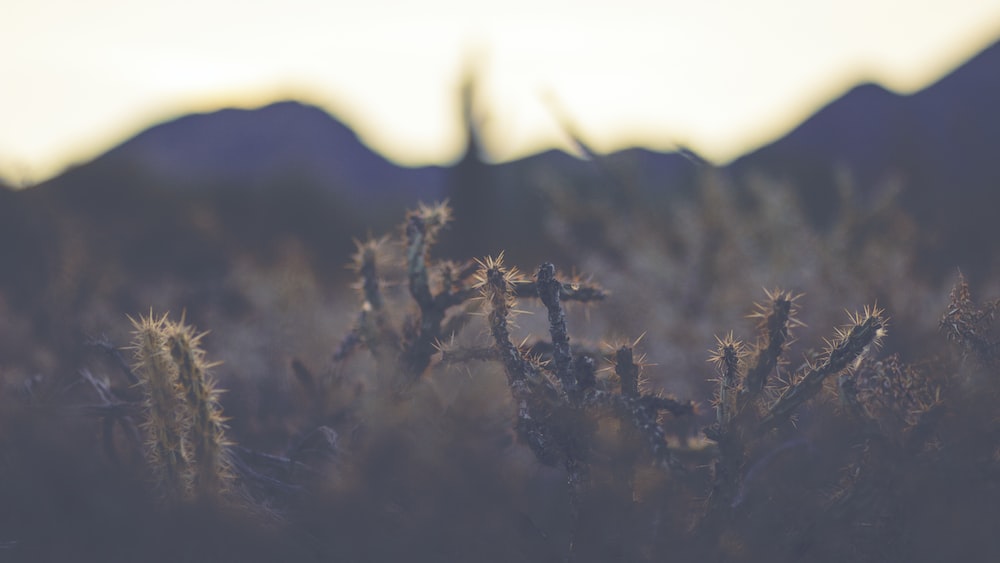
704,292,886,519
129,312,233,503
322,203,924,561
334,201,483,395
474,254,567,466
761,305,887,430
130,312,190,501
940,271,1000,369
164,318,233,499
474,254,695,559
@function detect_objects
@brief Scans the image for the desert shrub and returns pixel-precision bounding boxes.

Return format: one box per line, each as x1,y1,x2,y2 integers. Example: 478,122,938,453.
1,200,999,562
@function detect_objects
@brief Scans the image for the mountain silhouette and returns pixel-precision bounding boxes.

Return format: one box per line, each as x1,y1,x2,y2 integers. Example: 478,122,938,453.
3,36,998,312
729,38,1000,277
33,39,999,236
84,100,449,205
735,37,1000,186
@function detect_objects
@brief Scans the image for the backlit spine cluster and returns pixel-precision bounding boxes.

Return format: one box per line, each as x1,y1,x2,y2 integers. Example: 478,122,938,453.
130,312,233,503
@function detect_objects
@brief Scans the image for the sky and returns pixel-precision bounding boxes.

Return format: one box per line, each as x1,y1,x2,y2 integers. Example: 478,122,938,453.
3,0,1000,185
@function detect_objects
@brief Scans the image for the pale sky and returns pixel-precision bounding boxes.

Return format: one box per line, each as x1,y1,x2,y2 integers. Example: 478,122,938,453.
3,0,1000,185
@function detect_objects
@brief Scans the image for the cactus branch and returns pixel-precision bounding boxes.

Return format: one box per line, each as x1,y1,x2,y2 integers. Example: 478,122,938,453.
761,306,886,430
536,263,577,400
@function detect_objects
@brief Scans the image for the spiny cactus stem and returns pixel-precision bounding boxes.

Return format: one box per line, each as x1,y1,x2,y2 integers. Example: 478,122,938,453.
406,214,434,310
400,212,459,378
167,323,231,498
359,245,383,311
478,256,564,466
940,272,1000,368
762,311,885,430
490,314,537,390
615,346,640,399
711,334,743,427
744,291,794,397
338,238,394,364
536,263,577,399
130,313,190,502
477,258,543,390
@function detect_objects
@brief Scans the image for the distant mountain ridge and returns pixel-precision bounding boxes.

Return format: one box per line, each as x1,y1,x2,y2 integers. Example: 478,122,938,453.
733,35,1000,198
6,36,999,285
729,38,1000,275
38,37,998,200
37,36,1000,201
93,100,450,204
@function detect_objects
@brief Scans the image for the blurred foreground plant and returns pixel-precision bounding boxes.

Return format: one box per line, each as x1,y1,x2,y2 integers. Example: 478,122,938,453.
130,312,234,504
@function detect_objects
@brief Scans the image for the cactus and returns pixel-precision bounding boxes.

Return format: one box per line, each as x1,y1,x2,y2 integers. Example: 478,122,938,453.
129,312,233,503
474,254,696,558
164,317,234,500
19,199,1000,563
703,292,886,526
940,270,1000,369
129,312,191,502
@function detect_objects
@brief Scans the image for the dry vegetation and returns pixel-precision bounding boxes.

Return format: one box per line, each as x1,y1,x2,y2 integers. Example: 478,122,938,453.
1,173,998,562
